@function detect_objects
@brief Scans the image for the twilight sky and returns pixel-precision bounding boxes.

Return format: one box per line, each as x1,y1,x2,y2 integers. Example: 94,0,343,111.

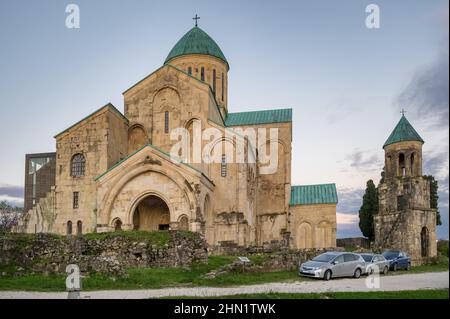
0,0,448,239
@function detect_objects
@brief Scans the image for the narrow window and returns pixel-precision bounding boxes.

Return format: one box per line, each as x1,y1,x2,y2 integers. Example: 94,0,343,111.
73,192,79,209
201,67,205,81
67,221,73,235
221,154,227,177
399,153,406,177
221,72,224,101
410,153,415,176
71,154,85,177
212,69,216,95
187,66,192,75
77,221,82,235
164,111,169,134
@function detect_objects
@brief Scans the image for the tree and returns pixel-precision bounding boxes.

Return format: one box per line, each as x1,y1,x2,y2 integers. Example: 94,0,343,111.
0,201,23,233
423,175,442,226
359,180,378,241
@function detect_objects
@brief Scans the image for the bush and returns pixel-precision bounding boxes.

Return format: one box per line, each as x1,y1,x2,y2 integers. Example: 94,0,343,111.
437,240,449,258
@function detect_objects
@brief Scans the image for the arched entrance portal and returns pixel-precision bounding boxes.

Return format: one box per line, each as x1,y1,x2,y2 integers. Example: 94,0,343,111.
132,195,170,231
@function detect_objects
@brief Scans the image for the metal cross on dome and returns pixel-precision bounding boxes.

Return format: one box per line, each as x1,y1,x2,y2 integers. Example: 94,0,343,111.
400,108,407,116
193,14,200,27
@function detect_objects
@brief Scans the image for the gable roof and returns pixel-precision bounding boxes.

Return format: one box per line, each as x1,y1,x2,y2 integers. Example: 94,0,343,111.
54,103,128,138
225,108,292,126
94,143,205,181
383,115,424,148
290,184,338,206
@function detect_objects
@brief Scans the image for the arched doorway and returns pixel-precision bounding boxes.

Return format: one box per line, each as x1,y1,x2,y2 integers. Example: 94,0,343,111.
421,227,430,257
132,195,170,231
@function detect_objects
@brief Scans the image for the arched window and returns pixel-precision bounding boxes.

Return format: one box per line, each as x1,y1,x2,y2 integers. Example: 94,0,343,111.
178,215,189,231
71,154,85,177
221,154,227,177
410,153,415,176
164,111,169,134
201,67,205,81
77,220,82,235
67,221,72,235
212,69,216,95
187,66,192,75
221,72,224,101
114,218,122,231
399,153,406,177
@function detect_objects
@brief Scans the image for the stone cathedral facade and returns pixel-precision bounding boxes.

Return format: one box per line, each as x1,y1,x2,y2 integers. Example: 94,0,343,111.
375,115,437,265
18,25,338,250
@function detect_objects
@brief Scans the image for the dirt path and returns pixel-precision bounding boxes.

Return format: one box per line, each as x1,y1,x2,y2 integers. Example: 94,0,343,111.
0,271,448,299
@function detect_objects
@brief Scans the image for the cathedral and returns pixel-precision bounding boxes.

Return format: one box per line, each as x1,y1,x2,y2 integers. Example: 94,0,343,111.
18,23,338,250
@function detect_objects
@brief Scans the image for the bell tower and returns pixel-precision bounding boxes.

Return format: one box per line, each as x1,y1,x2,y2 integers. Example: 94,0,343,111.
374,113,437,265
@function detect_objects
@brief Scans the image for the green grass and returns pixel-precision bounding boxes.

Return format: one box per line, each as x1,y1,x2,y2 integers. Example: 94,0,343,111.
163,289,449,299
0,255,301,292
387,256,449,276
0,255,447,292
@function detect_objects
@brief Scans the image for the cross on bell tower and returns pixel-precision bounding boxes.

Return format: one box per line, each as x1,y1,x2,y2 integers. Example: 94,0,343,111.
193,14,200,27
400,108,406,116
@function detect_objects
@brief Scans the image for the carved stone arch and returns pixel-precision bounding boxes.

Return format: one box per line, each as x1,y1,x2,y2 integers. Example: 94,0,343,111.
126,190,173,227
297,221,313,249
111,217,123,231
151,86,182,108
316,220,333,248
128,123,148,154
100,162,198,227
178,214,189,231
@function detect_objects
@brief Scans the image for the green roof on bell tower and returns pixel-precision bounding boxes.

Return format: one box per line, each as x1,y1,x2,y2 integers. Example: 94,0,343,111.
164,26,229,70
383,114,424,148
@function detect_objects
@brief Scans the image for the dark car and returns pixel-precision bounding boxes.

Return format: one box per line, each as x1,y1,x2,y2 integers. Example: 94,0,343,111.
382,250,411,271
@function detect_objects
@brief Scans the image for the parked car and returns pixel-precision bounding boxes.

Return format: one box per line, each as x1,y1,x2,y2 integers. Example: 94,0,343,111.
299,252,366,281
382,250,411,271
360,253,390,275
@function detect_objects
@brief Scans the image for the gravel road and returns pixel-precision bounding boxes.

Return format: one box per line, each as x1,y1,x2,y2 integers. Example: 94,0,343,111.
0,271,447,299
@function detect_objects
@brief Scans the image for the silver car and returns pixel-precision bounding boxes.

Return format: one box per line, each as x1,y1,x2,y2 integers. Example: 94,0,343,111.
360,253,390,275
299,252,365,281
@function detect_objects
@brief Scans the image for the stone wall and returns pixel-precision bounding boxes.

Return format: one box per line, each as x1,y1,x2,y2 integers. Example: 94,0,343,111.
337,237,370,249
0,231,207,277
210,244,343,273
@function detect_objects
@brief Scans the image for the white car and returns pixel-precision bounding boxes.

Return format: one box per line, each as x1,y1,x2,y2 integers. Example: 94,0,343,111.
360,253,390,275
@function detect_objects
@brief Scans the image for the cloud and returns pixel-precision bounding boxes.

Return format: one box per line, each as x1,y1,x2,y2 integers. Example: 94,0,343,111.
0,185,24,198
344,149,383,172
0,185,24,208
0,195,24,208
397,15,449,128
336,187,364,238
336,212,359,225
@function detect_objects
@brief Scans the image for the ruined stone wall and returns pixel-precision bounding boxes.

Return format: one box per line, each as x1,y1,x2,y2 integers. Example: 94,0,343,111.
0,232,207,276
375,172,437,265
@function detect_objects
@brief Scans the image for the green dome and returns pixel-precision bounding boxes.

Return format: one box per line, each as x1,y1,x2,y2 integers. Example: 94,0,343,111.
164,26,229,70
383,115,424,148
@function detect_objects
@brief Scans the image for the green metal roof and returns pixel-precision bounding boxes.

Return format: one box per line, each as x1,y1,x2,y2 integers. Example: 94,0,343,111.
383,115,424,148
225,108,292,126
164,26,229,70
290,184,338,206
